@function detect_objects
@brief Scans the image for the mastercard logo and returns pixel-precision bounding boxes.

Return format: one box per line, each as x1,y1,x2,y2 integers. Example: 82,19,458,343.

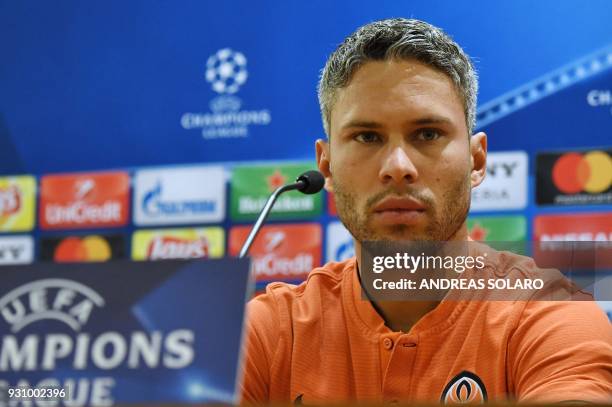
552,151,612,194
54,236,112,262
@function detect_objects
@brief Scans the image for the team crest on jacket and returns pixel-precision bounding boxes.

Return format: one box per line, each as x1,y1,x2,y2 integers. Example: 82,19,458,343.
440,371,487,404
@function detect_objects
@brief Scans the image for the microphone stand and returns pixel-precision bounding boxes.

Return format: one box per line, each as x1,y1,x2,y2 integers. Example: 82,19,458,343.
238,181,305,259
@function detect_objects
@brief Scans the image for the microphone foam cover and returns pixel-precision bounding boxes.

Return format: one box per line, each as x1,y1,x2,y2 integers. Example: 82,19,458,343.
296,170,325,194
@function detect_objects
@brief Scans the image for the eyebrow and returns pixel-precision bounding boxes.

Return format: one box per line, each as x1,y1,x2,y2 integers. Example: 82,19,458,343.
341,115,453,130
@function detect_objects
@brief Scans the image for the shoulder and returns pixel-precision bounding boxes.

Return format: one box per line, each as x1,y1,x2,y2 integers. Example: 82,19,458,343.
247,258,355,324
243,258,355,379
478,246,541,277
508,299,612,402
471,246,612,401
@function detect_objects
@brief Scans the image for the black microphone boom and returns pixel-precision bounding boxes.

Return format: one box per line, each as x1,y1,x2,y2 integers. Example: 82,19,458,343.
238,170,325,258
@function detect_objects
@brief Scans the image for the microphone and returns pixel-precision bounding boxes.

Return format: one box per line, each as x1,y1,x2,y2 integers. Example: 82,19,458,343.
238,170,325,258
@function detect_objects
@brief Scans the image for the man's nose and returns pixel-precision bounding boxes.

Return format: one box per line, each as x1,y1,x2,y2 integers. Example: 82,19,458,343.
378,146,419,185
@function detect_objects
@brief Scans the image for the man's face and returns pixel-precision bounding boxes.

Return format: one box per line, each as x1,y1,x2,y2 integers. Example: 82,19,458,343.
317,59,486,242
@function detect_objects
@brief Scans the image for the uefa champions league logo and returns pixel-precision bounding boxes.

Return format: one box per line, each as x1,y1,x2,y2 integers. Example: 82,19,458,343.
205,48,248,95
180,47,271,139
0,279,105,332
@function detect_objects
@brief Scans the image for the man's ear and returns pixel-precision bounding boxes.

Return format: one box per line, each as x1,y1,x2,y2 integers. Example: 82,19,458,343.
470,132,487,188
315,138,333,193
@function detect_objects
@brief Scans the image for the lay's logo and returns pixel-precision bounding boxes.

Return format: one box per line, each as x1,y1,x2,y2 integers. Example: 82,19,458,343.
0,176,36,232
0,186,20,216
132,227,225,260
146,236,209,260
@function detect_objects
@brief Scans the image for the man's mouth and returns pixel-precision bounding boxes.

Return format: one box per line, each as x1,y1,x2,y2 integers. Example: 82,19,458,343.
373,196,426,212
372,197,427,224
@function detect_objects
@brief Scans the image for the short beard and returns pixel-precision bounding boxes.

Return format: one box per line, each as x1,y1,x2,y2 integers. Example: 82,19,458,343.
333,176,470,243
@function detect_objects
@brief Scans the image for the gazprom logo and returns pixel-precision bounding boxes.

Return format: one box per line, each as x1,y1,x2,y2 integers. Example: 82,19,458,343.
335,239,355,262
141,181,216,217
0,279,105,332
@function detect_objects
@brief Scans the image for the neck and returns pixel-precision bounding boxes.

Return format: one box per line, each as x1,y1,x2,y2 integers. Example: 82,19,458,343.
355,223,468,333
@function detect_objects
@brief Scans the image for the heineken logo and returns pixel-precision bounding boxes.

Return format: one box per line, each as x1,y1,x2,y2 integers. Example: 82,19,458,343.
231,164,321,221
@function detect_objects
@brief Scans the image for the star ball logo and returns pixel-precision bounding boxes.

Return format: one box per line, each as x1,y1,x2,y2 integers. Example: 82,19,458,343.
205,48,248,95
536,149,612,205
181,48,271,140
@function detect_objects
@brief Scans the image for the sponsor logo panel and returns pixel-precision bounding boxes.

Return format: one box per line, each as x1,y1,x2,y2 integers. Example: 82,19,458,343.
536,149,612,205
134,166,226,226
131,227,224,260
0,235,34,265
229,223,321,282
39,172,130,229
326,221,355,262
328,192,337,216
470,151,528,211
533,212,612,269
0,175,36,232
0,259,247,404
230,164,322,221
40,234,125,262
467,215,527,242
534,212,611,242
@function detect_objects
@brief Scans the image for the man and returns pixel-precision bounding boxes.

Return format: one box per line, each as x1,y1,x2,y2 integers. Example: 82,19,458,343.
240,18,612,404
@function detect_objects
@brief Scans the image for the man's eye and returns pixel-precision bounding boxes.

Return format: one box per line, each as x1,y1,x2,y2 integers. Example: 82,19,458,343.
417,129,441,141
354,132,381,143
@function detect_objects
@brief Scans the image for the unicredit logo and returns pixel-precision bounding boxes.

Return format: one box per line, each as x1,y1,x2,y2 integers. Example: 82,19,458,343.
46,201,121,225
142,182,216,217
40,172,129,229
0,279,105,333
264,231,285,251
552,151,611,194
146,236,210,260
0,185,21,216
252,253,313,277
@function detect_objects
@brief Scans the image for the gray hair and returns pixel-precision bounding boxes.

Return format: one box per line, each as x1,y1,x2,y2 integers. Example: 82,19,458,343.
318,18,478,136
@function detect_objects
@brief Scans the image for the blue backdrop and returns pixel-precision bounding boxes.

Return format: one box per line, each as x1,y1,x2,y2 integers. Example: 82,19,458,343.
1,0,611,173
